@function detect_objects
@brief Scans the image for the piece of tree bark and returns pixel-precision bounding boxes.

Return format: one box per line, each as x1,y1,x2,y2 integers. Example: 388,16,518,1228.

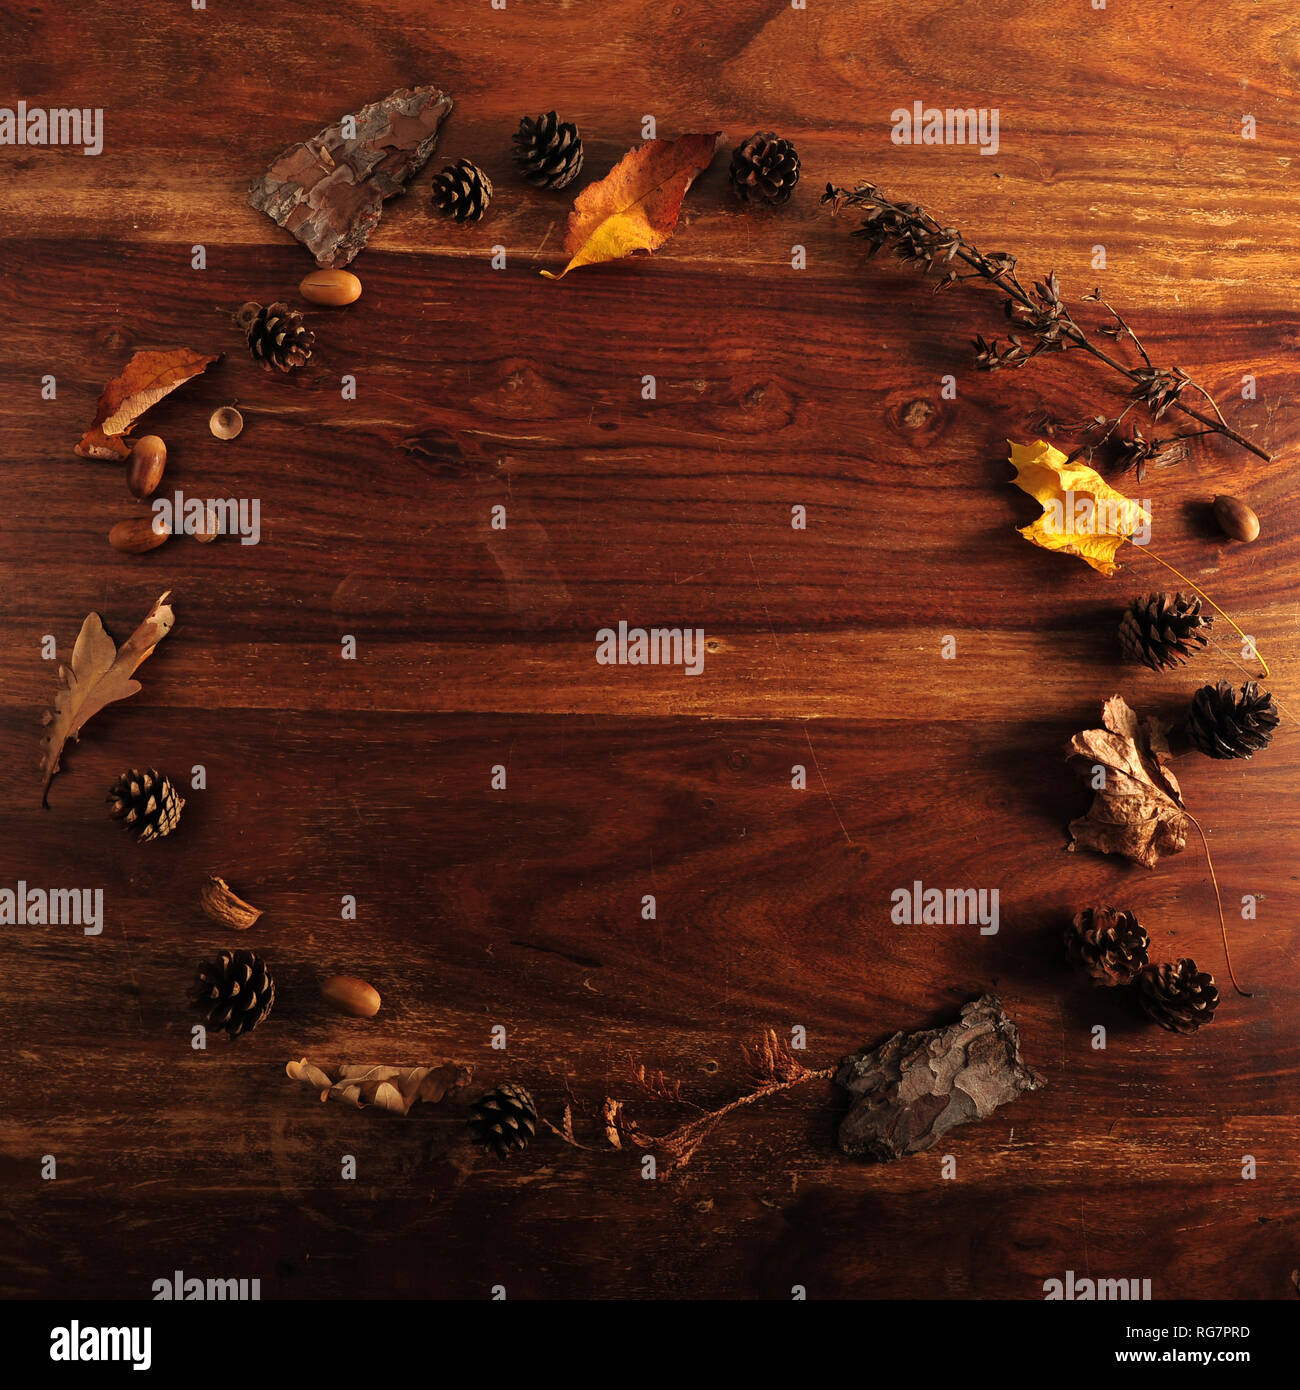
836,995,1044,1161
249,86,453,268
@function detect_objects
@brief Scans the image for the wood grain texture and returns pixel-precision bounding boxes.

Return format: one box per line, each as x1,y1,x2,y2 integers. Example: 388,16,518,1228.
2,0,1299,1301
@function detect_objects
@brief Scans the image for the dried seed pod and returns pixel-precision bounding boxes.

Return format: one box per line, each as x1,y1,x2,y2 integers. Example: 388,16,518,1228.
109,514,169,554
209,406,243,440
126,435,167,499
200,875,263,930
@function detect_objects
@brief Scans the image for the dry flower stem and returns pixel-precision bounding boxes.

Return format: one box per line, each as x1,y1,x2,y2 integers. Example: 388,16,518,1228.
823,182,1270,463
625,1030,833,1173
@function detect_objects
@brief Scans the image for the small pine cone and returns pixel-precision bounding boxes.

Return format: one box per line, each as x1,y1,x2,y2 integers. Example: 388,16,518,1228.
729,131,801,205
1136,958,1219,1034
467,1083,537,1157
431,159,493,222
191,949,275,1038
512,111,583,190
1185,679,1279,760
1118,592,1213,671
107,768,185,843
238,301,314,373
1065,906,1150,987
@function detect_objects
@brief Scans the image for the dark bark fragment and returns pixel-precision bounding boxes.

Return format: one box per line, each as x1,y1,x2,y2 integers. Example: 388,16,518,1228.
249,85,453,268
836,995,1044,1161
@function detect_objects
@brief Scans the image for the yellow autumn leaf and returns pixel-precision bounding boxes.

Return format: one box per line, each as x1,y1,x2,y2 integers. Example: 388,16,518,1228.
1008,439,1150,576
541,132,721,280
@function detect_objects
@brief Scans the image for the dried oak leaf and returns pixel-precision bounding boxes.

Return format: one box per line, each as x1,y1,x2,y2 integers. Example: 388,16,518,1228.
285,1059,472,1114
541,131,721,280
1009,439,1150,576
75,349,218,460
1066,694,1188,868
40,591,175,807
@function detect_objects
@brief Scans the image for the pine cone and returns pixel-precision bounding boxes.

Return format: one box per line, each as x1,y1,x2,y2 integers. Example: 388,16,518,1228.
1185,679,1279,760
1118,592,1213,670
1136,958,1219,1034
512,112,583,190
191,949,275,1038
431,159,493,222
729,131,801,205
467,1083,537,1157
238,301,314,374
1065,906,1150,987
107,768,185,843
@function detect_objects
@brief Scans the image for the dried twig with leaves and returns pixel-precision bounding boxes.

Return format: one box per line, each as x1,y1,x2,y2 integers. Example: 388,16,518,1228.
822,182,1269,466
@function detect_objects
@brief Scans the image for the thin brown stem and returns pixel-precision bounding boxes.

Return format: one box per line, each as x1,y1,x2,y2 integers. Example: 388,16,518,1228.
827,184,1272,463
1184,811,1250,997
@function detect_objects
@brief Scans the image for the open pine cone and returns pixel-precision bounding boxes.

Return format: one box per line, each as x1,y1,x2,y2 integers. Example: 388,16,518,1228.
729,131,801,205
467,1083,537,1157
1136,958,1219,1034
431,159,493,222
1118,592,1213,670
191,949,275,1039
512,111,583,190
107,768,185,843
1184,680,1279,760
1065,906,1150,987
238,301,314,373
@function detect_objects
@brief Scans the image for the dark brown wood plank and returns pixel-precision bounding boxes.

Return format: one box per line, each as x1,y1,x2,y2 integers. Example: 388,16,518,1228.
2,0,1299,1302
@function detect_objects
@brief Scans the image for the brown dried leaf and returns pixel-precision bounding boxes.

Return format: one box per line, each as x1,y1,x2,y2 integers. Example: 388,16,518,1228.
285,1059,472,1114
1066,694,1189,868
75,349,218,459
541,132,721,280
40,591,175,806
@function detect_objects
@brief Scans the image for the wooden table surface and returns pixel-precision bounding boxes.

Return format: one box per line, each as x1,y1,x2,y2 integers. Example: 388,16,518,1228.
2,0,1298,1301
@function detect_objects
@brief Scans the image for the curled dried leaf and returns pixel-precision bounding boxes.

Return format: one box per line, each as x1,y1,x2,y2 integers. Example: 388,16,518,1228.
75,350,218,460
1066,694,1189,868
542,132,721,280
285,1059,472,1114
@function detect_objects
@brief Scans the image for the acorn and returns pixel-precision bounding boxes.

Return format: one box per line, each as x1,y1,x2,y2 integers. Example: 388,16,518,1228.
1212,495,1259,543
126,435,166,499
